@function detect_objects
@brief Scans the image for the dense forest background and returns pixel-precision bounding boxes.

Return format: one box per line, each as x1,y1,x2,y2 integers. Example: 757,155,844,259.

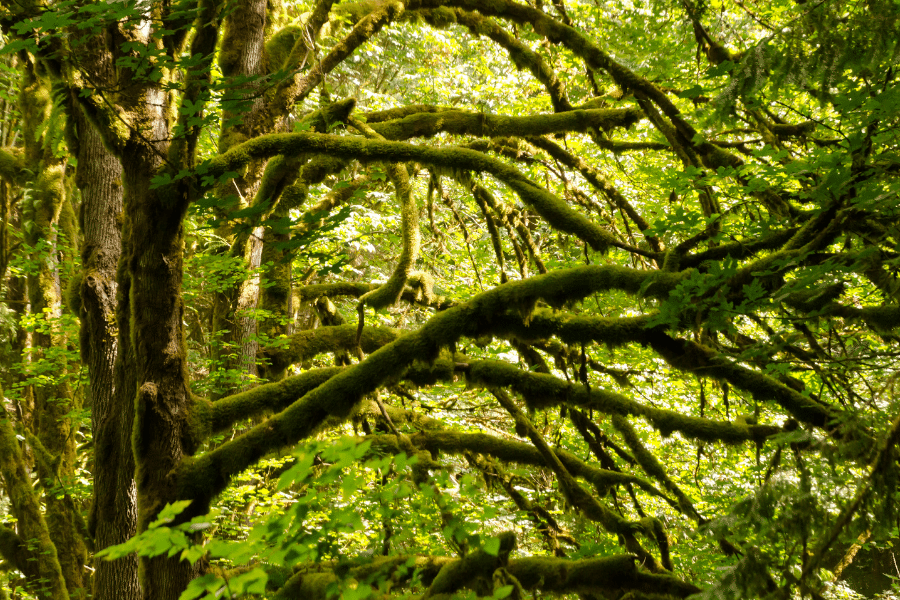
0,0,899,598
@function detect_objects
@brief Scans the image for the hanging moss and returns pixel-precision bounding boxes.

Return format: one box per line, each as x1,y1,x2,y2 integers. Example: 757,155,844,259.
646,333,846,435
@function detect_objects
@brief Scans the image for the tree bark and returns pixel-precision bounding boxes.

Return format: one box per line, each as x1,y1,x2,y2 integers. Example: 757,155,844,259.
21,56,87,599
75,98,139,598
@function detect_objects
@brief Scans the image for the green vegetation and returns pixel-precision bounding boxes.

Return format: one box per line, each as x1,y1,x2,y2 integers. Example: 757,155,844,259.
0,0,899,598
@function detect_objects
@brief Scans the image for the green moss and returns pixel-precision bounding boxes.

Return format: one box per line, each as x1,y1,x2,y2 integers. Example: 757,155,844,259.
202,131,639,252
210,367,343,434
420,5,456,28
174,264,691,504
782,282,845,312
271,324,403,370
858,306,900,333
65,272,83,314
508,554,700,596
370,107,642,141
426,531,516,596
266,25,303,72
299,98,357,133
0,148,24,183
0,403,70,599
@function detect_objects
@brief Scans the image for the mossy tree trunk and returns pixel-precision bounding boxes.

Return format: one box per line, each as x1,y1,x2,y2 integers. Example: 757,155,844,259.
208,0,270,397
70,31,139,597
19,55,87,599
0,388,70,600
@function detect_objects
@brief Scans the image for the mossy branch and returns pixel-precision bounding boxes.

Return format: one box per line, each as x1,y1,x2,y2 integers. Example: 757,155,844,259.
197,367,344,436
349,115,421,311
527,135,661,253
467,454,572,556
466,359,779,445
269,323,403,371
422,0,743,171
491,389,665,572
443,8,572,112
368,106,642,140
273,552,699,598
646,333,845,434
174,264,683,505
424,531,516,597
677,226,799,269
204,131,618,251
271,0,403,116
473,308,856,439
371,429,675,505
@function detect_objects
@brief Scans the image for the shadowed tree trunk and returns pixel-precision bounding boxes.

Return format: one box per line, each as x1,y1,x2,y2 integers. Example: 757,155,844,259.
73,61,138,596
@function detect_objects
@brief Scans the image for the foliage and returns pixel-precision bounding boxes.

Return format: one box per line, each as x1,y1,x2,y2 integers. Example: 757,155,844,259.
0,0,899,598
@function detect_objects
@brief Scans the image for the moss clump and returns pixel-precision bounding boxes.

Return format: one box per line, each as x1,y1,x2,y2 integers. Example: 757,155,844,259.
420,6,457,28
425,531,516,597
65,272,83,314
266,25,303,72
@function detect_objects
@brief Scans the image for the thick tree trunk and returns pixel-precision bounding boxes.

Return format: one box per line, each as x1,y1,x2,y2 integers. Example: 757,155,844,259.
75,103,139,598
117,137,195,600
100,9,196,595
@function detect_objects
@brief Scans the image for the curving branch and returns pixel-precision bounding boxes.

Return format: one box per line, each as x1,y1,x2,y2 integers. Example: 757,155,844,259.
202,131,619,251
174,264,685,507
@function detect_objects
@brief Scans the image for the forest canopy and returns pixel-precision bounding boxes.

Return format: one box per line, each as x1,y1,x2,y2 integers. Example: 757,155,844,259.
0,0,899,599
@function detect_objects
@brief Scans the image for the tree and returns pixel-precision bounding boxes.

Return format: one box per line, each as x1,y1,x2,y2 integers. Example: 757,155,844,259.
0,0,898,598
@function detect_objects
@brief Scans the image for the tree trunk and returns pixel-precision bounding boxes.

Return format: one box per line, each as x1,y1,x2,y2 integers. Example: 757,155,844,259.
21,56,87,599
75,99,139,598
208,0,270,397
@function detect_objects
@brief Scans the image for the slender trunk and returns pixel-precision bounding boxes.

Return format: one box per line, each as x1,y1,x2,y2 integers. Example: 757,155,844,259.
0,390,69,600
21,57,87,599
208,0,269,397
